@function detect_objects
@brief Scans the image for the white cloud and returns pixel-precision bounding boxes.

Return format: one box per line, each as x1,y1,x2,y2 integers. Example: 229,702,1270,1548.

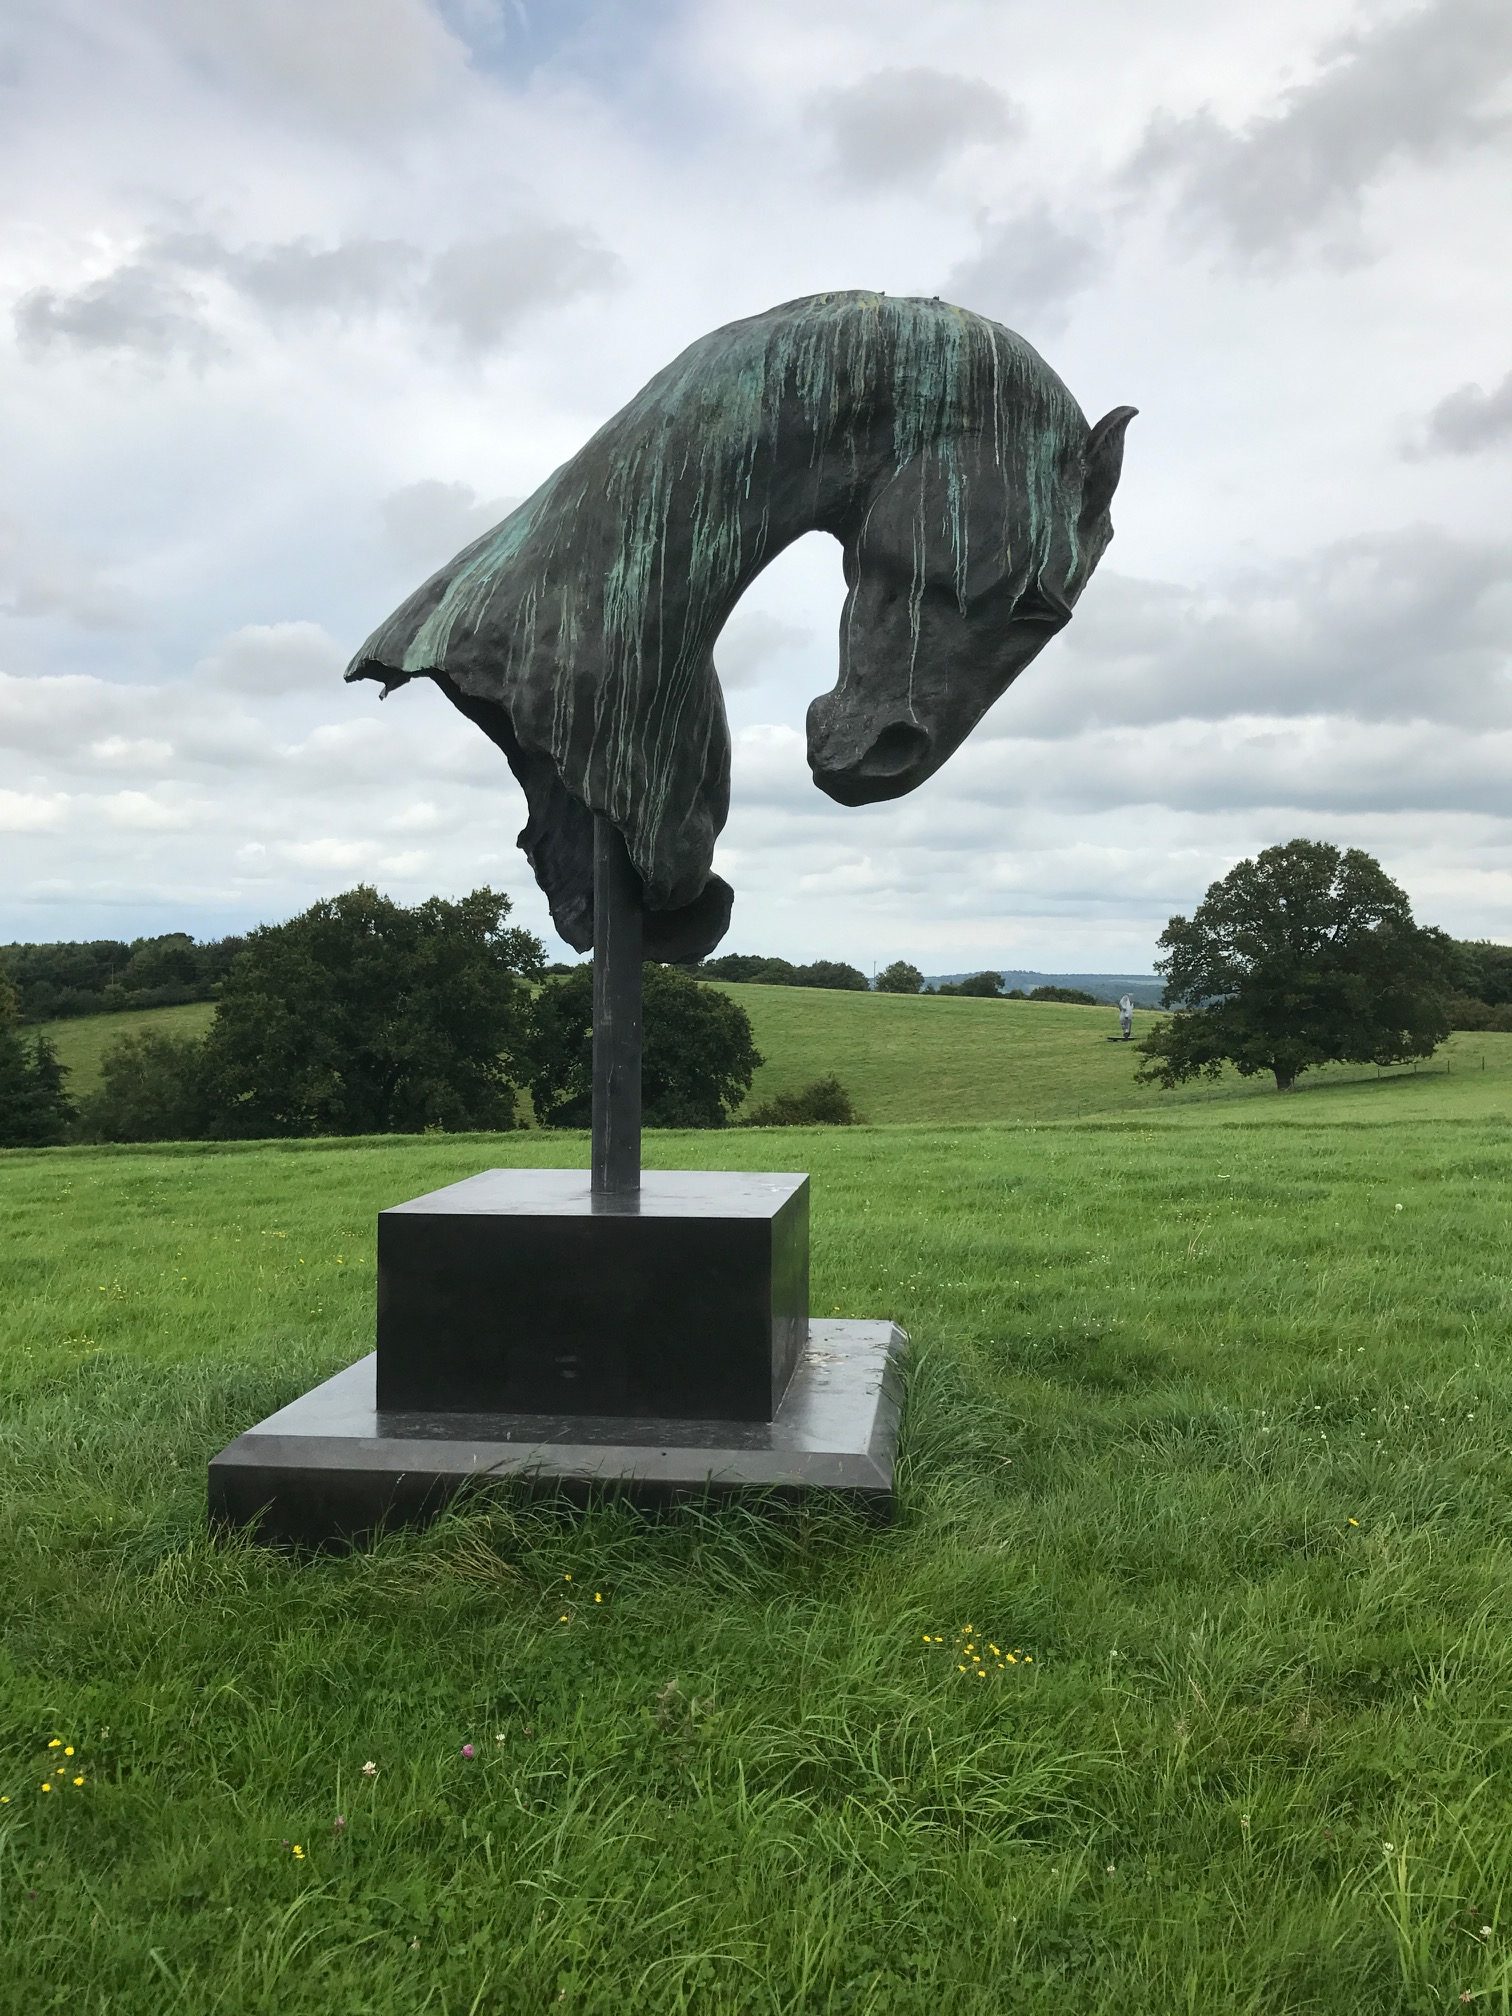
198,621,348,697
88,735,175,767
0,789,69,832
97,788,196,830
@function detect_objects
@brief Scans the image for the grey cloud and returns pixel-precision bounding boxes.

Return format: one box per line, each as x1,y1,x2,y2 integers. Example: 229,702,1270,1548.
162,231,422,318
379,480,520,574
1125,0,1512,259
197,621,348,696
148,0,471,134
992,527,1512,740
14,222,622,364
809,67,1019,188
1411,368,1512,456
953,715,1512,823
423,227,624,352
13,263,220,363
713,610,811,691
0,515,143,629
947,205,1100,332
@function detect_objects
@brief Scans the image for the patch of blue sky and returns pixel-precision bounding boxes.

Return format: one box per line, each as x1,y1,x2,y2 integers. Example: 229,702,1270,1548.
437,0,686,89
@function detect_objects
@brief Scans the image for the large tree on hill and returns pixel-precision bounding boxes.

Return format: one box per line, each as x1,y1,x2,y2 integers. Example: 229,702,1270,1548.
874,960,925,994
528,965,761,1128
1135,839,1452,1094
199,886,544,1137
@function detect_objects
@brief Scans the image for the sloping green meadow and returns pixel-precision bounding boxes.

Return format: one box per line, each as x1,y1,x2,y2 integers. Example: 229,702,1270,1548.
2,1070,1510,2009
39,983,1512,1124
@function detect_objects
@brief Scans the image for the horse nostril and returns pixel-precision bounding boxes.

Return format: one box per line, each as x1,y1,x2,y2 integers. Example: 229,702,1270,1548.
858,721,931,779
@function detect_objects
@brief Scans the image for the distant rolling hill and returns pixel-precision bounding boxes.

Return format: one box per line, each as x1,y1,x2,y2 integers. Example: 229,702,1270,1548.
41,983,1497,1130
924,969,1164,1005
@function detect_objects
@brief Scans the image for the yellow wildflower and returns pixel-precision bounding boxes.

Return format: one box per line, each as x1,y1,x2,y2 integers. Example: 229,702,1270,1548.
291,1845,305,1860
47,1740,61,1750
72,1776,85,1787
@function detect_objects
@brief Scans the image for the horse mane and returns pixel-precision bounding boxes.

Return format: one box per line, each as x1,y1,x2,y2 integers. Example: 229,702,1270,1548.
345,293,1091,959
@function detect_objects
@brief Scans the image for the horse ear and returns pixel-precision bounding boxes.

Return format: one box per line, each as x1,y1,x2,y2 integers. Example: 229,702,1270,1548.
1082,406,1137,522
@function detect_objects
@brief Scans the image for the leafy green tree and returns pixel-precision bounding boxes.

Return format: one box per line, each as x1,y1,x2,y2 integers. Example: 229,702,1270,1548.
528,965,761,1128
1028,985,1098,1005
1136,839,1452,1094
75,1031,214,1143
200,885,543,1137
935,971,1004,998
1446,938,1512,1006
794,960,870,991
874,960,925,994
699,953,776,983
750,958,800,986
0,974,74,1146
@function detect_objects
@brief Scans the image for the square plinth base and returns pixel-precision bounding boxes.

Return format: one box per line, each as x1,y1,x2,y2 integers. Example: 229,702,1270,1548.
377,1169,809,1423
209,1320,906,1549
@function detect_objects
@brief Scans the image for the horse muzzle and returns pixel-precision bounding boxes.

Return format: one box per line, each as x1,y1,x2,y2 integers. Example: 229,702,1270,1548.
807,711,934,806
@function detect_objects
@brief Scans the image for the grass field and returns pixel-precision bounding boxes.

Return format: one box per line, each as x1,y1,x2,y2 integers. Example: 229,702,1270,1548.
39,986,1512,1126
3,1038,1511,2013
38,1000,214,1098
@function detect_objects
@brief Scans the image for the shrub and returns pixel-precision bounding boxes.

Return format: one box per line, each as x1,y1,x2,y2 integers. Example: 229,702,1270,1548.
75,1032,213,1143
529,965,761,1128
741,1075,860,1127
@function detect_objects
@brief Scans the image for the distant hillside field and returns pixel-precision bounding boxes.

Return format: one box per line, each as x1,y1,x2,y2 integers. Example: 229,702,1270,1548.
925,968,1164,1005
39,1000,214,1096
39,986,1512,1127
723,984,1512,1127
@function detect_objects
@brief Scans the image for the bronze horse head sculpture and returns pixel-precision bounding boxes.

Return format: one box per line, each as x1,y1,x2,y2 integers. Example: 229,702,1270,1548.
347,291,1134,959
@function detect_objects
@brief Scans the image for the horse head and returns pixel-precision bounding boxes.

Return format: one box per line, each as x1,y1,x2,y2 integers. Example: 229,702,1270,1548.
807,403,1136,805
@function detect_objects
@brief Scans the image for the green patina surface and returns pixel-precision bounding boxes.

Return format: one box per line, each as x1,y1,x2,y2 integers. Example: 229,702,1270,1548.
348,292,1096,936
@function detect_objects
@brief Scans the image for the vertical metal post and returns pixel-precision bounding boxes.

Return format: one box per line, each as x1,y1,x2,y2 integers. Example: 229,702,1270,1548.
591,815,643,1195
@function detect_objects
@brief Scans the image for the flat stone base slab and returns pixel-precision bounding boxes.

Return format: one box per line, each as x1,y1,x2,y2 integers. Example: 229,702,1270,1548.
209,1320,906,1548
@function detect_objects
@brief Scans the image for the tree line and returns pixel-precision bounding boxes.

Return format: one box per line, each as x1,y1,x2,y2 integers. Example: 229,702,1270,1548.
0,887,783,1149
0,932,244,1021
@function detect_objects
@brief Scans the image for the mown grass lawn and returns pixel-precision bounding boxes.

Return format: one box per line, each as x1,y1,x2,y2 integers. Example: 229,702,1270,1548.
3,1069,1510,2013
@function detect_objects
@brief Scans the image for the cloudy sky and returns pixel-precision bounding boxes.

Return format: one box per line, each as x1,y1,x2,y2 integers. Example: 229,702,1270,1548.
2,0,1509,971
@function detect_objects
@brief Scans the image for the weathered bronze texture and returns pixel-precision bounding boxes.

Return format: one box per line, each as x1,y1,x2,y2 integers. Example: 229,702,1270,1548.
346,291,1133,963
